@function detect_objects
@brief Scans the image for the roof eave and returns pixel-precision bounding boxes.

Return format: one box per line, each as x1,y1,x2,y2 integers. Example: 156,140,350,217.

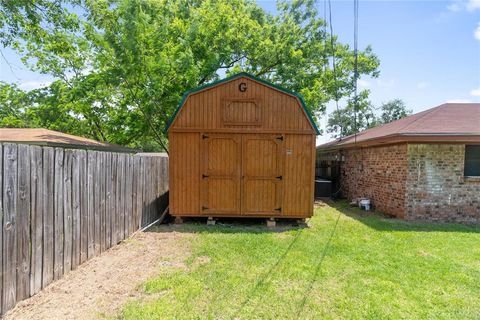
317,133,480,152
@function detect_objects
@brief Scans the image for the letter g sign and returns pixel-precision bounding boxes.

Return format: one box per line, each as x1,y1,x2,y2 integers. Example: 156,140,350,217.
238,82,247,92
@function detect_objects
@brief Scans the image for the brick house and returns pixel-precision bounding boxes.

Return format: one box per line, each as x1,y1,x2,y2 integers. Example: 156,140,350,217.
316,103,480,223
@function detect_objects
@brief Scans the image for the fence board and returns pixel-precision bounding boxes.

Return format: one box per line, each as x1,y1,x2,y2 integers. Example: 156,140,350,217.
53,148,64,280
160,157,168,212
71,150,81,269
79,150,88,264
42,147,54,288
148,158,155,223
94,152,101,255
0,145,168,315
99,152,106,253
87,151,95,258
119,154,127,240
3,143,18,312
132,156,138,230
140,157,146,227
117,155,125,242
125,156,133,235
105,153,112,249
134,156,143,229
16,144,31,301
63,150,73,273
142,158,149,227
30,146,43,295
110,153,118,246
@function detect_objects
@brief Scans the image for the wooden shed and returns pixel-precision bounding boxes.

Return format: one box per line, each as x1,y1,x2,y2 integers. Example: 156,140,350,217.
166,73,319,221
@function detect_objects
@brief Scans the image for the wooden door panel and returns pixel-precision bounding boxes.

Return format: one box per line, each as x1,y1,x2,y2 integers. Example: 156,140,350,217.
205,136,238,176
241,135,284,215
201,134,241,214
243,138,279,177
243,179,280,213
204,178,239,212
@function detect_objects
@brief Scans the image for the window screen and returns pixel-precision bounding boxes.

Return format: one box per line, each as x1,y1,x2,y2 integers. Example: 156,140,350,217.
464,145,480,176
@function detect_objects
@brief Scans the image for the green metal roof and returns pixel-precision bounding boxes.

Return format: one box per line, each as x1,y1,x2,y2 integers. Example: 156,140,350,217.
164,72,320,135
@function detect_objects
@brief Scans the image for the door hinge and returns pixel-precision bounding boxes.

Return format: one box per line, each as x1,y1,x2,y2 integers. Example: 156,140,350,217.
202,174,209,178
202,134,209,139
274,207,282,212
276,175,283,180
202,206,209,210
276,136,284,141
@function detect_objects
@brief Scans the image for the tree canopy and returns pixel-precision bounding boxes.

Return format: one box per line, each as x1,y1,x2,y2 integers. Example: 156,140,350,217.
379,99,412,124
1,0,380,151
327,97,412,138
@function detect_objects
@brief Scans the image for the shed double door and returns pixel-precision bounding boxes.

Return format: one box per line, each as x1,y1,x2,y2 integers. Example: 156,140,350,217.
201,133,283,216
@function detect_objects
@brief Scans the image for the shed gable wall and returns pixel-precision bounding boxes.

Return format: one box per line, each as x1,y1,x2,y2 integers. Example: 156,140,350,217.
170,77,313,133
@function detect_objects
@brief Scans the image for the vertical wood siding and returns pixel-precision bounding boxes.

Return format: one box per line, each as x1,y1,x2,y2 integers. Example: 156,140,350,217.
169,76,316,219
169,133,200,215
172,77,313,132
0,144,168,315
282,134,315,216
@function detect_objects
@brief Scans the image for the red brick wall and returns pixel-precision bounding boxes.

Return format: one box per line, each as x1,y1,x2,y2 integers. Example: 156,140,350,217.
406,144,480,223
340,144,408,217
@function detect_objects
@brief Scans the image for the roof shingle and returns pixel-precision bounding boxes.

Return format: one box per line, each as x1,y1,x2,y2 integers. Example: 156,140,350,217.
0,128,135,152
319,103,480,149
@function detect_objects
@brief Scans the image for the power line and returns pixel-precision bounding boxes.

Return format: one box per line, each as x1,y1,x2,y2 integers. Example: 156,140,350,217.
323,0,328,140
353,0,359,144
353,0,360,198
327,0,342,137
323,0,327,74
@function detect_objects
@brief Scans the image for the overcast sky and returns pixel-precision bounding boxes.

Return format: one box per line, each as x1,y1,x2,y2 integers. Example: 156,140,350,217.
1,0,479,145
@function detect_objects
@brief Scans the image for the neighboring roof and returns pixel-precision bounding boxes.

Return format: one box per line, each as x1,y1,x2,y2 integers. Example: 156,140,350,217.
0,128,135,153
319,103,480,150
164,72,320,135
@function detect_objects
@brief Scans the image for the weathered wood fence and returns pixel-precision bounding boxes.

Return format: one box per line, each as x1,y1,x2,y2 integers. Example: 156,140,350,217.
0,143,168,315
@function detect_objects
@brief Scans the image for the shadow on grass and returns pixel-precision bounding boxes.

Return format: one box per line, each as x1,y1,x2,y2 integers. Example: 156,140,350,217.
143,200,480,234
145,216,307,234
231,227,304,318
326,199,480,234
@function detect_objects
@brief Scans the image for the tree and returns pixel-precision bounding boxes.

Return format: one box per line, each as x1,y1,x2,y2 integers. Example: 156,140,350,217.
1,0,380,151
327,90,378,138
378,99,412,124
0,82,31,128
327,97,411,138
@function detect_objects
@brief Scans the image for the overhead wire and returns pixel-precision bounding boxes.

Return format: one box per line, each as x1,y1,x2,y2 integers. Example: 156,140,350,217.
323,0,328,141
327,0,342,137
353,0,361,199
353,0,359,145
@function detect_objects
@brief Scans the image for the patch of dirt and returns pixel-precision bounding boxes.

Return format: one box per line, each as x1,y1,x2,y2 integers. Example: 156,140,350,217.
4,229,192,320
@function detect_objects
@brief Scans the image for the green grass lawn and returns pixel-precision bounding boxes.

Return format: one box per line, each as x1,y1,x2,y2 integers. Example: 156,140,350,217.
120,201,480,319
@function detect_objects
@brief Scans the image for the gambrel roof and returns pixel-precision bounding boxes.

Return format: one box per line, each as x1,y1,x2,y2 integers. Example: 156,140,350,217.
165,72,320,134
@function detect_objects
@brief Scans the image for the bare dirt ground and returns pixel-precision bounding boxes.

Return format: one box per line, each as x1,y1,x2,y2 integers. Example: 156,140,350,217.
4,228,192,320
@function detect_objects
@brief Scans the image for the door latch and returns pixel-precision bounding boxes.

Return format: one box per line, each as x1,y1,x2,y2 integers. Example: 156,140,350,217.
276,175,283,180
202,174,209,178
274,207,282,212
202,206,209,210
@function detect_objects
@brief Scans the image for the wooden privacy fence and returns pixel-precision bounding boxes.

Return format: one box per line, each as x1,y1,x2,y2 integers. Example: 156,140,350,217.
0,143,168,315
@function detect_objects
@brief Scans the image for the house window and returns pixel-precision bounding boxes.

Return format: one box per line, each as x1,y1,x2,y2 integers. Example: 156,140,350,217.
464,145,480,176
